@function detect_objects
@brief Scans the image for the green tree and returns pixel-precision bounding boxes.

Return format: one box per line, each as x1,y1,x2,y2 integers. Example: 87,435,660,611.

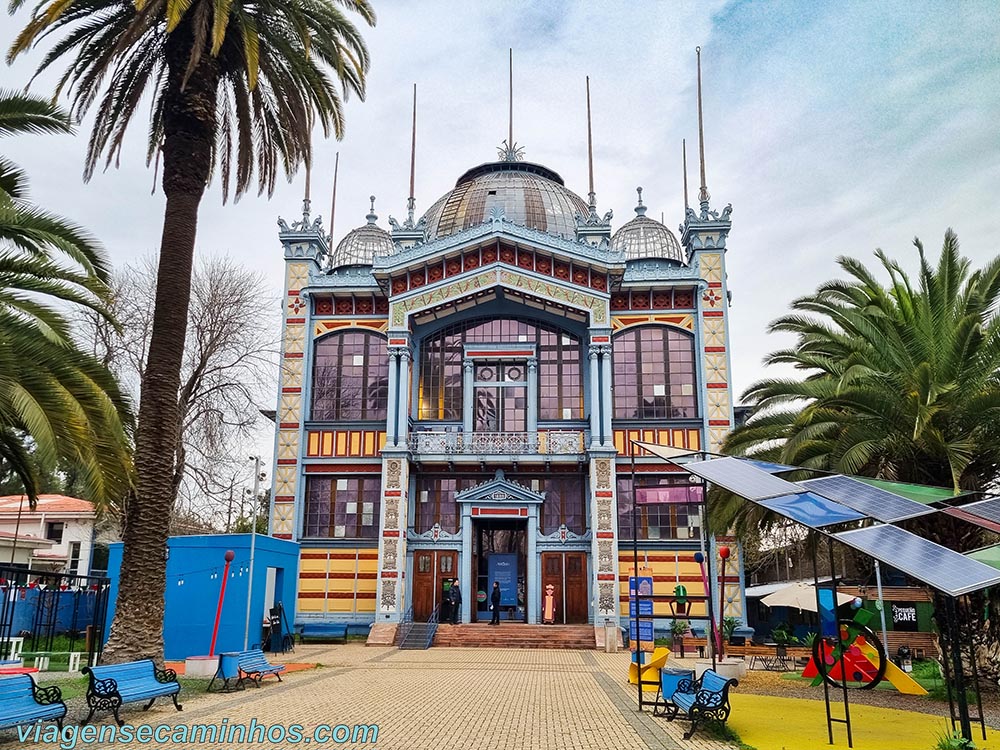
715,230,1000,668
0,90,132,509
9,0,373,662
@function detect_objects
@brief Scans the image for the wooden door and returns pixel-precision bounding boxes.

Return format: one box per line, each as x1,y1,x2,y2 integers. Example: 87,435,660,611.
412,550,457,621
564,552,588,624
541,552,589,624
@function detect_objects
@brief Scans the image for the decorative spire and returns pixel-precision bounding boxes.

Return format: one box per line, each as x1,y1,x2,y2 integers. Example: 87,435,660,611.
682,138,689,210
497,48,524,161
586,75,596,210
366,195,378,225
301,156,312,224
406,83,417,227
634,186,647,216
328,151,339,244
696,46,711,211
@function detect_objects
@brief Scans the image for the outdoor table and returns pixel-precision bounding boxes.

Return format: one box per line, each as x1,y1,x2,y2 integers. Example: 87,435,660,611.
0,637,24,661
751,644,790,672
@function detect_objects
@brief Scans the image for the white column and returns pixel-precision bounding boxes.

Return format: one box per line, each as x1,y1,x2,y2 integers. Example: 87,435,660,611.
526,357,538,434
385,347,400,447
527,512,538,624
396,349,412,445
588,345,601,447
599,345,614,448
461,510,473,622
463,358,474,434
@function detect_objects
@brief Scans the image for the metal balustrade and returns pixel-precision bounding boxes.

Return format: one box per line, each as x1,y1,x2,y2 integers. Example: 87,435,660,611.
407,431,587,456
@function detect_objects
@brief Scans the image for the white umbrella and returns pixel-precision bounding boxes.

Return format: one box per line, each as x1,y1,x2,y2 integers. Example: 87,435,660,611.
760,582,853,612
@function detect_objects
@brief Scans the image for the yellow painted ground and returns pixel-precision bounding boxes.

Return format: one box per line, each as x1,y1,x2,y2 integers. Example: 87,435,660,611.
729,693,1000,750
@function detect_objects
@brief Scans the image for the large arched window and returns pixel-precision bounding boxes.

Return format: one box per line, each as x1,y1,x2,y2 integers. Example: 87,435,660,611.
312,331,389,420
613,326,697,419
417,317,584,422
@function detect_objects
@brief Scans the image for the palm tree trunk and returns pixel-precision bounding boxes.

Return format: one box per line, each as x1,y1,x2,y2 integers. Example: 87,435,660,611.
102,25,218,664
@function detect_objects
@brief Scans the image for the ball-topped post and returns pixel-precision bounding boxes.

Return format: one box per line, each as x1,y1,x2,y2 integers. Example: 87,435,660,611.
210,550,236,657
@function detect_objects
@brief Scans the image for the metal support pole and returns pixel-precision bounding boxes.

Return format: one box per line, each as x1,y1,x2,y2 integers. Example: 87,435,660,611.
699,479,717,671
828,537,852,748
946,595,973,742
243,455,262,649
873,561,889,657
813,543,833,745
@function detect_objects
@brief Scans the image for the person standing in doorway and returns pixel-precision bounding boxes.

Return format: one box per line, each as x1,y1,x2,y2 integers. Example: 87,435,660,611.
490,581,501,626
449,578,462,625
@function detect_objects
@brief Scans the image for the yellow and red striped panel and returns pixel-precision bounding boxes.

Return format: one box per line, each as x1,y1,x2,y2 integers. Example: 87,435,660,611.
305,430,386,458
618,552,710,618
613,428,701,457
297,549,379,614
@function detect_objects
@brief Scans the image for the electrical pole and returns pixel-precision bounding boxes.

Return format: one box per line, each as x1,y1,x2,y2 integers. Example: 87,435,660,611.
243,455,263,649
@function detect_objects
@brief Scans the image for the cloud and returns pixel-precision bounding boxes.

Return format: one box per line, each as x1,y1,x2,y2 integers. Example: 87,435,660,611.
2,0,998,432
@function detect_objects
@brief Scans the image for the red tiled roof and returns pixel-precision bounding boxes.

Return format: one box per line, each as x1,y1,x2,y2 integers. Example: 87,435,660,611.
0,494,95,515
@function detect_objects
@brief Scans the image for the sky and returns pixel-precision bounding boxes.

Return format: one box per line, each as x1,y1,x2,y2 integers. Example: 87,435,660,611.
3,0,1000,463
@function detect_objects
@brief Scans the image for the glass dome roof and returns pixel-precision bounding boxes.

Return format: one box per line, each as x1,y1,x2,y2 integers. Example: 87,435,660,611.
611,189,684,263
419,161,589,241
329,197,393,268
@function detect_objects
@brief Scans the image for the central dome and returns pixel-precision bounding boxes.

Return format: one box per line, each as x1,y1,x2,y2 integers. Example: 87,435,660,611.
420,161,589,241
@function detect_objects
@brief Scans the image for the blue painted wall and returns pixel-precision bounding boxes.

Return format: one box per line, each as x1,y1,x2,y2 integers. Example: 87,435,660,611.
106,534,299,660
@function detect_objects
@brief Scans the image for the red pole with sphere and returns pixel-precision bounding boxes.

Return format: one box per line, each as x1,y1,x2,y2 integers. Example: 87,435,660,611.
209,550,236,657
717,546,730,658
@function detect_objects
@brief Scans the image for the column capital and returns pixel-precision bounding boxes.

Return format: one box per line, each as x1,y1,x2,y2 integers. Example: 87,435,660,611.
526,357,538,372
463,358,474,372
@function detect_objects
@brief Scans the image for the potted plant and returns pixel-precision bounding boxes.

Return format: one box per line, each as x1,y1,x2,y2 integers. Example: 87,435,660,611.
670,619,690,657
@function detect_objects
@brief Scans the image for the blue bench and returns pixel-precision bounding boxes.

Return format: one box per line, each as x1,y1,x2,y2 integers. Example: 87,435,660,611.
665,669,738,739
236,649,285,687
0,674,66,731
81,659,182,726
297,623,348,643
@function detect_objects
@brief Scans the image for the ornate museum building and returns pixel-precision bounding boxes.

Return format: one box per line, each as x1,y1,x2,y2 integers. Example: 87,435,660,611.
269,76,743,642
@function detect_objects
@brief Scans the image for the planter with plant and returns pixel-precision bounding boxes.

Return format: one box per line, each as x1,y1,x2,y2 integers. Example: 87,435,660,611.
671,619,690,657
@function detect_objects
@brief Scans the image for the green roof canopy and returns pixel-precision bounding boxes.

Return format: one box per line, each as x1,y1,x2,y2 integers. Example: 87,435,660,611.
854,477,968,505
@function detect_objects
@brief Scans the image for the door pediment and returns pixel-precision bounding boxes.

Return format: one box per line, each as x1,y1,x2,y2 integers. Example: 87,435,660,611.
455,470,545,505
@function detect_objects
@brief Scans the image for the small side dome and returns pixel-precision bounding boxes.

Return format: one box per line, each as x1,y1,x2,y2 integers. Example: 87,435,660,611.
611,187,684,263
329,196,393,268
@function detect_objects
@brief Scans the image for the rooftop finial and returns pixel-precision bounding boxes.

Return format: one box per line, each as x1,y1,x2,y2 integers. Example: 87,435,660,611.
696,46,711,210
328,151,339,244
586,75,597,210
406,83,417,226
635,186,647,216
367,195,377,225
682,138,689,210
301,151,313,224
497,48,524,161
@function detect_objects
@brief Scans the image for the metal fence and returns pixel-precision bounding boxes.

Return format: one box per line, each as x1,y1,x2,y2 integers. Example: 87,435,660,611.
0,564,111,669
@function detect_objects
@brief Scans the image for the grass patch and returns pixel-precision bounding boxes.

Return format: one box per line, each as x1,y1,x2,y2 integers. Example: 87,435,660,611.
35,675,212,702
701,719,758,750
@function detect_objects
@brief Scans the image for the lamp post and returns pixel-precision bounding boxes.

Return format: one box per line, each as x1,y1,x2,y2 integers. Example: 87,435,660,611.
210,550,236,657
717,546,730,657
243,455,263,649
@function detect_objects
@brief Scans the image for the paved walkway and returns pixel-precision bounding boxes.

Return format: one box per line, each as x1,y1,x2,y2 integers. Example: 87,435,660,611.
20,645,732,750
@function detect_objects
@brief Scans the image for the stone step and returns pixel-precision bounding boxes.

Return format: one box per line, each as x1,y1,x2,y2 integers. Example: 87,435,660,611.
431,624,595,649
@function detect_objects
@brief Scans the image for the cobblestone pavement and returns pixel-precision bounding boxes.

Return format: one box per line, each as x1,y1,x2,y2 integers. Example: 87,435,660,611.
8,645,734,750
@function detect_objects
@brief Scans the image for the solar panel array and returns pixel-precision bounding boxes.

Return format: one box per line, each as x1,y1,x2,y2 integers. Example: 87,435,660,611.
740,459,798,474
683,457,803,500
834,524,1000,597
759,492,866,529
802,475,936,523
953,497,1000,525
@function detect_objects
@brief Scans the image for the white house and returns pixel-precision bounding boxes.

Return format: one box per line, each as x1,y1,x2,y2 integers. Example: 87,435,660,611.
0,495,96,576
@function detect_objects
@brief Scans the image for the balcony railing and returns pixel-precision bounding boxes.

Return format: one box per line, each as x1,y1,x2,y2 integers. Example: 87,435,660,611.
408,430,587,456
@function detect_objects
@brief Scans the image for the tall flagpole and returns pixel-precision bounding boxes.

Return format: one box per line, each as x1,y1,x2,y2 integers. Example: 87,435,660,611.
243,455,262,649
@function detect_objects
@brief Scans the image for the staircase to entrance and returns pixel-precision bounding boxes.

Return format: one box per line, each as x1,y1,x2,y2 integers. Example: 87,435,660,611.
432,624,595,649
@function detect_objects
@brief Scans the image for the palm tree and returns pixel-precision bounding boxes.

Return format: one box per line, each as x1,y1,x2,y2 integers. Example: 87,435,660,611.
9,0,374,661
715,230,1000,670
0,89,132,508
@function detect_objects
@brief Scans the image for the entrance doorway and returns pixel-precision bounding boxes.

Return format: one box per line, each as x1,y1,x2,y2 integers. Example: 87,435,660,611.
473,520,527,622
540,552,589,624
412,550,457,622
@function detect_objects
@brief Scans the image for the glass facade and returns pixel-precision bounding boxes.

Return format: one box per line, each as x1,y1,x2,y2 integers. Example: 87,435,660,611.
616,475,702,540
304,476,381,539
418,318,583,422
413,473,586,535
612,326,698,419
312,331,389,421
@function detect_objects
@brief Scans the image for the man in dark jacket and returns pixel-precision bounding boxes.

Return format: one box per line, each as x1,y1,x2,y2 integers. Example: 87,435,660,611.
449,578,462,624
490,581,501,626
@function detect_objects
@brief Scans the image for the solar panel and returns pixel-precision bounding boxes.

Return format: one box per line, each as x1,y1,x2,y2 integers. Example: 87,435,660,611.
834,524,1000,597
758,492,866,529
683,457,803,500
953,497,1000,525
739,459,798,474
802,475,935,523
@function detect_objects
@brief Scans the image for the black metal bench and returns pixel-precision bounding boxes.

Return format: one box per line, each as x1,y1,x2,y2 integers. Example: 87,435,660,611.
665,669,738,739
0,673,66,731
81,659,182,726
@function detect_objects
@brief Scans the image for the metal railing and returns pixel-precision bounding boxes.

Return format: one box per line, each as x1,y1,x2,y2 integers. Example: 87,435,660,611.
423,604,440,649
408,430,587,456
396,605,415,647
